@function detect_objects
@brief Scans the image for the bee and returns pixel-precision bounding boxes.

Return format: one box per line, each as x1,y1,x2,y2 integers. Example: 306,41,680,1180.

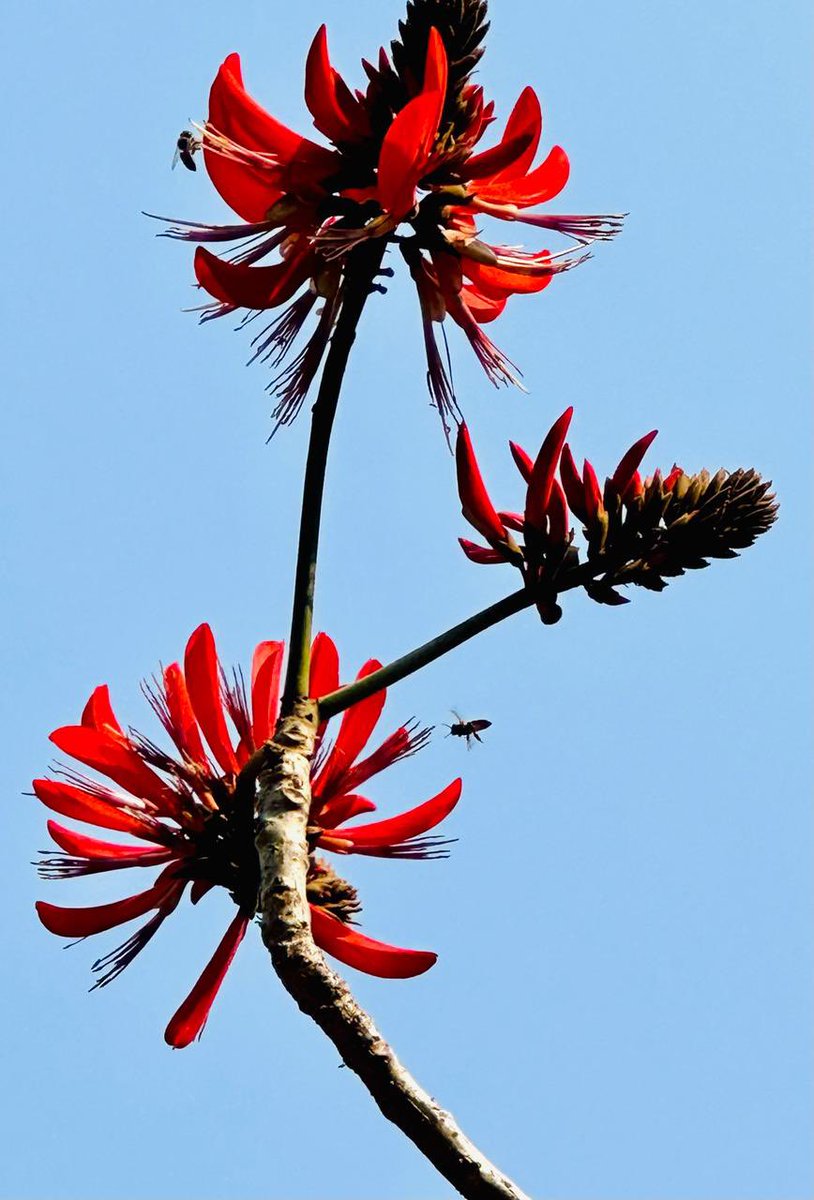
445,710,492,749
172,129,201,172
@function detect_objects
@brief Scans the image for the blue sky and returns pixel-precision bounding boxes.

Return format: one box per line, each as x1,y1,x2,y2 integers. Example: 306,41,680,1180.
2,1,811,1197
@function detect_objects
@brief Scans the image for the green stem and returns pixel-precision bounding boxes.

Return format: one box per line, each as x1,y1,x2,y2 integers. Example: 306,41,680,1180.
282,242,386,711
318,587,533,719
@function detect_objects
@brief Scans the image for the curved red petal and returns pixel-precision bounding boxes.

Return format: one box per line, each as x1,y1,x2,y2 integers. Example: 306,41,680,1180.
315,792,377,830
423,27,448,100
338,779,461,849
611,430,658,496
476,86,542,184
524,407,574,530
33,779,161,840
183,624,238,775
475,145,570,208
583,459,603,521
377,90,443,218
162,662,208,768
461,258,553,299
460,285,507,324
509,441,534,483
309,632,340,699
312,660,385,798
547,478,570,545
48,726,175,812
456,424,507,545
81,685,122,734
194,246,311,311
459,538,506,564
304,25,366,144
250,640,285,746
310,908,437,978
559,443,587,522
36,879,173,938
46,820,174,864
164,911,249,1048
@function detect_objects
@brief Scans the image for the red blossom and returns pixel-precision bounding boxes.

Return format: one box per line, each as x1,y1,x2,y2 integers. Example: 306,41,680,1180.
34,625,461,1046
157,7,623,433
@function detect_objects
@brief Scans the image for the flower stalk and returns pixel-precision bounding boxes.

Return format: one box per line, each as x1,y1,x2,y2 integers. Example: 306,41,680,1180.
282,241,386,710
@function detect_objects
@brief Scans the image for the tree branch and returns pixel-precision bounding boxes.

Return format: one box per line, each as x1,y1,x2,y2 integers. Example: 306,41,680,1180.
254,704,532,1200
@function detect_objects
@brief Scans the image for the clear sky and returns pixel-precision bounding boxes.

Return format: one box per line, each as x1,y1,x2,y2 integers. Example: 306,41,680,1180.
2,1,811,1197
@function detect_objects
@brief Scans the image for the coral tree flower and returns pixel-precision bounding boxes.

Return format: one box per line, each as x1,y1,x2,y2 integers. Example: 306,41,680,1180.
158,0,622,434
34,625,461,1047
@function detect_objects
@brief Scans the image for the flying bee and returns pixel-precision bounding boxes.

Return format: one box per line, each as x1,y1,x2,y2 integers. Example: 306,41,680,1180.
172,129,201,172
445,710,492,749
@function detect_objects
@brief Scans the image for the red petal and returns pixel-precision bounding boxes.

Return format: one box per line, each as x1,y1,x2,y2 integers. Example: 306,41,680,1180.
547,478,570,545
611,430,658,497
309,632,340,699
422,27,448,100
164,911,249,1048
377,89,443,218
461,258,553,299
475,145,570,208
36,879,174,938
524,407,574,530
470,86,542,184
183,624,238,775
559,443,587,522
48,726,175,812
460,285,507,324
337,779,461,849
310,908,437,978
162,662,208,767
194,245,312,311
312,660,385,798
583,459,603,521
250,641,284,746
304,26,368,144
456,424,507,545
33,779,162,839
459,538,506,564
509,441,534,483
46,820,174,864
81,685,122,734
663,465,683,491
315,792,377,829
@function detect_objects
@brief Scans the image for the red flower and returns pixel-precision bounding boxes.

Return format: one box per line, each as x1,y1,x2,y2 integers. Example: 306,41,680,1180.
158,3,622,434
35,625,461,1047
455,413,660,615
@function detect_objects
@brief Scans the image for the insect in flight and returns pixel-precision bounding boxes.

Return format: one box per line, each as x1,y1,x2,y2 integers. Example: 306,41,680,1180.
172,129,201,172
445,711,492,749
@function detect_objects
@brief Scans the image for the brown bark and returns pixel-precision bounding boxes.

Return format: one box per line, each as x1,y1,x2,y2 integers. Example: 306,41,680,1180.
254,703,532,1200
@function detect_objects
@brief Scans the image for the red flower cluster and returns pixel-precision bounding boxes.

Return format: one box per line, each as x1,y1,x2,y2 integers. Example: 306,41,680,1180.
456,409,662,612
161,5,621,433
34,625,461,1047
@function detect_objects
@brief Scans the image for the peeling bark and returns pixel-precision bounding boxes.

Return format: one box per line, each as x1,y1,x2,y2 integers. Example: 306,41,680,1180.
254,702,532,1200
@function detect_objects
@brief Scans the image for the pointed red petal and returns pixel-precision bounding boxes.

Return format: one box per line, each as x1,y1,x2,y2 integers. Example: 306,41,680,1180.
470,86,542,184
183,624,238,775
36,878,173,938
509,441,534,483
162,662,209,767
48,726,174,812
164,911,249,1048
524,407,574,530
611,430,658,497
422,27,448,100
456,424,507,545
250,641,285,746
583,459,603,521
33,779,161,839
309,632,340,698
459,538,506,564
337,779,461,849
559,443,587,522
663,465,683,491
547,478,570,545
461,258,553,299
194,246,311,311
312,660,385,798
46,820,175,864
315,792,377,829
475,145,570,208
304,25,366,144
81,685,123,734
310,908,437,978
377,90,443,218
460,285,507,324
